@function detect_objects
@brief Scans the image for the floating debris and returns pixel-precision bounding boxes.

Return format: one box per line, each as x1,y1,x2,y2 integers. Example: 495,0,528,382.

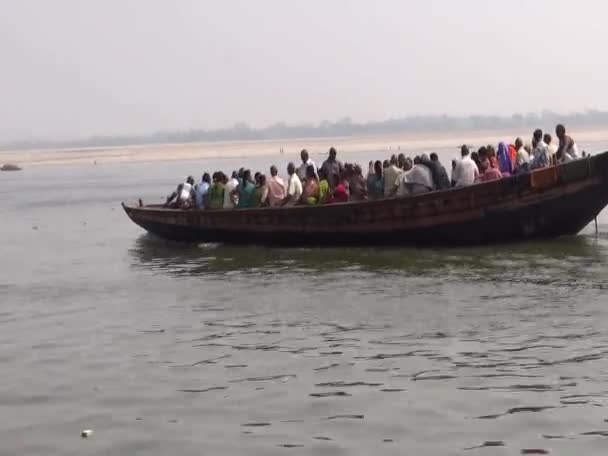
80,429,93,438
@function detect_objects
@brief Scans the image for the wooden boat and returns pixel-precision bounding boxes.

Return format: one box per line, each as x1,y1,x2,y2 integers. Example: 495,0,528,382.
123,151,608,246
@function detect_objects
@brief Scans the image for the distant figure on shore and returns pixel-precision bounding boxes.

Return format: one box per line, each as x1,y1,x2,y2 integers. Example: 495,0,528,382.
0,164,22,171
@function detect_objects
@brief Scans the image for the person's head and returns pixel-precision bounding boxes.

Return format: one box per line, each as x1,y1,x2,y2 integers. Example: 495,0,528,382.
471,152,479,165
478,146,488,159
354,164,363,176
306,164,316,180
533,129,543,142
383,159,389,168
486,145,496,157
413,155,422,165
300,149,309,163
212,172,219,183
461,145,470,157
270,165,278,177
318,168,328,181
404,157,413,171
329,147,337,160
374,160,383,176
258,174,266,186
231,171,238,180
556,124,566,139
390,154,398,166
221,172,228,184
479,158,490,173
254,171,261,182
202,172,211,183
515,137,523,149
287,162,295,175
186,176,194,185
238,167,245,178
242,169,252,183
430,153,439,162
398,153,406,168
543,133,552,145
421,153,430,162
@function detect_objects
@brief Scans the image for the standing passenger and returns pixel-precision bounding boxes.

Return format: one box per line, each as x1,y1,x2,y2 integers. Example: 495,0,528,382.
267,165,286,207
428,153,451,190
452,145,479,187
281,162,303,206
297,149,318,181
321,147,344,189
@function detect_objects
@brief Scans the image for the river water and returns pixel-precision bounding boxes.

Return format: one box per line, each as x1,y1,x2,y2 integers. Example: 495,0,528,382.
2,144,608,455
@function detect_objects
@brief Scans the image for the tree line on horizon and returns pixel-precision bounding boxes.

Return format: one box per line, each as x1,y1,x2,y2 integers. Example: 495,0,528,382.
4,110,608,151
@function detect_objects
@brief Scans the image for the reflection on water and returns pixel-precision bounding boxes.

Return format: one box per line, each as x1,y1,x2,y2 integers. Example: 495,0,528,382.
130,233,608,288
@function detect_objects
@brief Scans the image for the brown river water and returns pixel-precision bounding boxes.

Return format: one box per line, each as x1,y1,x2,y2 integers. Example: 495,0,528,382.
1,144,608,455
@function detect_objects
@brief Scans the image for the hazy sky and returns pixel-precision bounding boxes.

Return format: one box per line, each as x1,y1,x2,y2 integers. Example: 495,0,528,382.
1,0,606,141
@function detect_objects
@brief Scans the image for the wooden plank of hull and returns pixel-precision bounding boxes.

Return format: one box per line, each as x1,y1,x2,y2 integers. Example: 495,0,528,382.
123,152,608,246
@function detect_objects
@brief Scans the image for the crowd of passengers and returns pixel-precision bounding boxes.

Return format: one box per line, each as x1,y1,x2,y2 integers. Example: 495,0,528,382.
166,123,584,210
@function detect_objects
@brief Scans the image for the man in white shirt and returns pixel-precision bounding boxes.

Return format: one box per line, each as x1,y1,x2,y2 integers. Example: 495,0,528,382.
384,155,403,197
281,162,303,206
452,145,479,187
297,149,318,181
223,171,240,208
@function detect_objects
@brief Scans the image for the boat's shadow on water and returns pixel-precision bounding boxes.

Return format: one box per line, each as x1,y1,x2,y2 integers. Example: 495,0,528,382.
128,233,608,286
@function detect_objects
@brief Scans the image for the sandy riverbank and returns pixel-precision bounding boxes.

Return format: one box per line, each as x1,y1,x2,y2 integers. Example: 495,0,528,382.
3,128,608,168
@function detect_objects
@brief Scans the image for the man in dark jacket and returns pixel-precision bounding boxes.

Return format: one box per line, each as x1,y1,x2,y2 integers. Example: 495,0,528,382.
422,153,451,190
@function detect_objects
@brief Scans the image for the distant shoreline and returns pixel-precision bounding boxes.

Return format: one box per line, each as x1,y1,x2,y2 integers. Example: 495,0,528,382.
3,127,608,168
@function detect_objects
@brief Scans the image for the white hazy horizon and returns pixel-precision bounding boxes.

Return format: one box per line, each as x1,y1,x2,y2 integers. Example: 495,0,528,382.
1,0,606,142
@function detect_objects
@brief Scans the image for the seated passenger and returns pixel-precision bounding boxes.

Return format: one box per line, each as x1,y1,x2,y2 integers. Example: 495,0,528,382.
301,165,320,205
367,160,384,200
327,175,349,204
383,156,403,197
531,129,549,169
497,142,513,176
208,172,226,209
224,171,240,208
281,162,303,206
452,146,479,187
194,173,211,209
267,165,286,207
349,165,368,201
475,158,503,182
251,174,269,208
555,124,579,162
318,168,330,204
232,169,255,208
397,156,434,196
165,176,195,209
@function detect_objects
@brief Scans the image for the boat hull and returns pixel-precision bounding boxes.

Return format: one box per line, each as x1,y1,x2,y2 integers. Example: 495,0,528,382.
123,153,608,246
